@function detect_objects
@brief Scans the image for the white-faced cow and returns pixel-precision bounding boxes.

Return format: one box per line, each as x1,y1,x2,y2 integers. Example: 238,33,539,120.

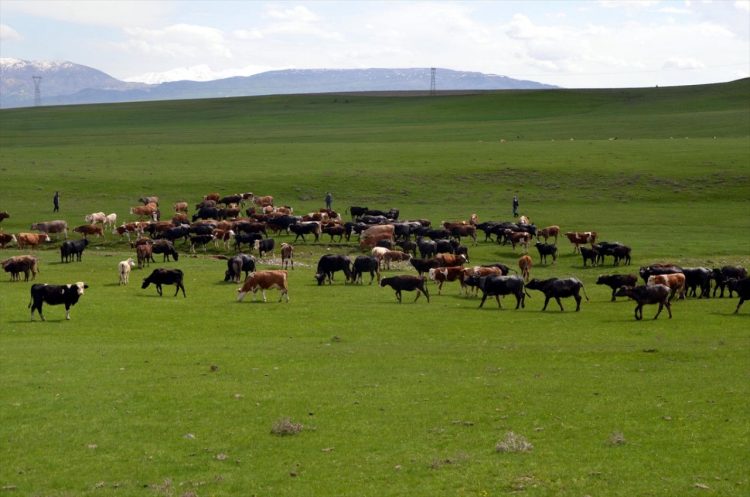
29,282,88,321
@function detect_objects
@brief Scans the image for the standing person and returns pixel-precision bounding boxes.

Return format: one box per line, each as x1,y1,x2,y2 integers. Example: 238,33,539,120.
512,193,519,217
325,192,333,210
53,191,60,213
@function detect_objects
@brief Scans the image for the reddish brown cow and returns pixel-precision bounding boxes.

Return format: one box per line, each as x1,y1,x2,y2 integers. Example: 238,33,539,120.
173,201,189,213
237,270,289,302
73,224,104,239
428,266,465,295
130,204,158,219
518,255,533,282
383,250,411,270
136,243,154,269
435,253,468,267
204,192,220,202
537,225,560,244
252,195,274,207
565,231,598,253
17,233,50,249
505,231,533,253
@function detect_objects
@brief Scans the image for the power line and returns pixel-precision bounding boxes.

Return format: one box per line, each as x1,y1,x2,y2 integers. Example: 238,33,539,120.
32,76,42,107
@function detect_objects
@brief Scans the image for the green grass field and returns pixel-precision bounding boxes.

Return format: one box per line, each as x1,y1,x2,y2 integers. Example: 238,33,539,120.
1,80,749,496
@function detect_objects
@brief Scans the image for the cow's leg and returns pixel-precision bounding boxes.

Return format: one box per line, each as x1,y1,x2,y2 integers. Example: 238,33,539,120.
479,293,488,308
611,287,617,302
556,296,564,311
156,284,163,296
395,290,401,303
665,300,672,318
635,304,642,320
735,298,744,314
574,295,582,311
261,289,268,302
542,296,550,311
65,304,71,320
496,295,502,308
654,302,664,320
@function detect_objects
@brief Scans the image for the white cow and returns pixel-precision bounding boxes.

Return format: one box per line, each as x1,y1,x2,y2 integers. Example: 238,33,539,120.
118,258,136,285
104,213,117,229
85,212,107,224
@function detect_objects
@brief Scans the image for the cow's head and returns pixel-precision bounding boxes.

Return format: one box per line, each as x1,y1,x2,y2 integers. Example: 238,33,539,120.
74,282,88,295
314,273,326,286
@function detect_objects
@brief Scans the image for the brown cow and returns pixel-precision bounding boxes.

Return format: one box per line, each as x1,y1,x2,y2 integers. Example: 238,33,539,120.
17,233,50,249
204,192,220,202
383,250,411,270
537,225,560,244
73,224,104,239
565,231,597,253
252,195,274,207
518,255,533,282
443,222,477,246
173,201,189,213
648,273,686,301
360,233,394,251
113,222,144,241
281,243,294,270
435,253,468,267
136,243,154,269
130,204,158,220
2,255,39,281
0,233,17,248
505,231,533,253
237,270,289,302
428,266,465,295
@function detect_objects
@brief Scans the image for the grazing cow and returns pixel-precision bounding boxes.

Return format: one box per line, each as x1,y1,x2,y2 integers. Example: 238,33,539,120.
535,242,557,265
73,224,104,239
383,250,411,270
29,282,88,321
280,243,294,270
475,275,527,309
712,266,748,298
60,239,89,263
136,243,154,268
0,233,17,248
537,225,560,244
580,246,599,267
379,275,430,303
2,255,39,281
639,264,683,284
351,255,381,284
290,222,321,243
647,273,686,301
504,230,533,253
565,231,597,253
348,206,368,220
224,253,256,283
118,258,136,285
518,255,533,282
0,211,8,222
152,240,180,262
84,212,106,224
31,220,68,240
428,266,465,295
435,253,467,267
315,254,352,285
526,277,589,312
615,285,672,320
596,274,638,301
254,238,275,258
174,202,189,213
728,277,750,313
17,232,50,249
682,267,712,298
409,257,441,277
142,268,186,297
190,234,215,253
237,270,289,302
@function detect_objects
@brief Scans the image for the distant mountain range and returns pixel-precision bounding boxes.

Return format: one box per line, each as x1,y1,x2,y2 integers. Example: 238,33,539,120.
0,59,557,108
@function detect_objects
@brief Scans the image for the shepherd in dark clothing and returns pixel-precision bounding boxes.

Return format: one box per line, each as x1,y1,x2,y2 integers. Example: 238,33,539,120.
512,194,519,217
325,192,333,210
53,191,60,213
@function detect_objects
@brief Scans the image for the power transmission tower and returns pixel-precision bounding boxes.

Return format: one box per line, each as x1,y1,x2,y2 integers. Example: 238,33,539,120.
430,67,436,95
32,76,42,106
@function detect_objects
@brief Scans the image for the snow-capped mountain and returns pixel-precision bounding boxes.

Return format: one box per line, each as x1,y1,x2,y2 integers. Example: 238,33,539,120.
0,60,557,109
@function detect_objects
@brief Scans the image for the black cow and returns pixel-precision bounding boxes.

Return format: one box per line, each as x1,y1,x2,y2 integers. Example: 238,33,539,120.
728,277,750,313
409,257,440,277
580,247,599,267
189,235,214,253
712,266,748,298
192,206,221,222
219,194,243,206
596,274,638,301
254,238,275,257
349,206,368,220
315,254,352,285
322,224,346,242
224,254,256,283
435,238,455,254
596,242,631,266
142,268,186,297
162,226,191,244
351,255,380,284
235,232,263,252
290,222,320,242
375,238,395,249
60,239,89,263
266,215,298,234
639,264,683,284
397,240,417,257
615,284,672,320
360,215,388,225
475,275,527,309
534,242,557,265
417,237,437,259
189,223,215,236
682,267,712,298
29,282,88,321
476,222,500,242
152,240,179,262
526,277,589,312
379,275,430,303
235,221,267,236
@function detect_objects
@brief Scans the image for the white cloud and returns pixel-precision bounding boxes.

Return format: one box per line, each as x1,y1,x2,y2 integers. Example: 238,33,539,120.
0,23,22,41
124,63,272,83
735,0,750,12
598,0,661,8
663,57,705,69
118,24,232,59
266,5,319,23
2,0,173,28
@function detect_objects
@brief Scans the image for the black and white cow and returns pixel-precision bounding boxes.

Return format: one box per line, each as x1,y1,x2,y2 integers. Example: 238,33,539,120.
254,238,275,257
142,268,186,297
29,282,88,321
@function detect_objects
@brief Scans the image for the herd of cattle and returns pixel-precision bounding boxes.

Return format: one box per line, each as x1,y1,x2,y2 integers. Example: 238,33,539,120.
1,195,748,321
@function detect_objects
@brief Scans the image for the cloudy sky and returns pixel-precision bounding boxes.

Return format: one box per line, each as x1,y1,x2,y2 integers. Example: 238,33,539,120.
1,0,748,88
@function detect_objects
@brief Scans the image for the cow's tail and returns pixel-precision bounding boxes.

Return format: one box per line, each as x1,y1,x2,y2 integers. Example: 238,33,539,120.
581,282,590,302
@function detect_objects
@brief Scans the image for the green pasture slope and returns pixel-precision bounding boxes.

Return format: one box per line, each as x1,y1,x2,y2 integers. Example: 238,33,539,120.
1,80,749,496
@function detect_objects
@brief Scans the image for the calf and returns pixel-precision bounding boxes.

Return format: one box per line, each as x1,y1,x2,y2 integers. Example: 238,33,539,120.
379,275,430,303
315,254,352,285
254,238,275,258
712,266,748,298
596,274,638,302
728,277,750,313
60,239,89,263
565,231,597,253
518,255,532,282
475,275,527,309
235,232,263,252
142,268,186,297
526,277,589,312
534,242,557,265
152,239,179,262
615,284,672,320
504,230,532,253
351,255,380,284
29,282,88,321
648,273,686,301
280,243,294,270
2,255,39,281
118,258,136,285
322,223,346,242
580,247,599,267
224,253,256,283
237,270,289,302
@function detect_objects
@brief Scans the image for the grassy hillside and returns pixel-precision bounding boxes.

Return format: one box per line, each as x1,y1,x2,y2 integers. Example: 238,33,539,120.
0,81,749,496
